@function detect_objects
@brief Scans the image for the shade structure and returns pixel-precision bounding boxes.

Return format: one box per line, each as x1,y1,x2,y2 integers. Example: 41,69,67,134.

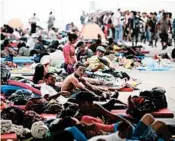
8,18,23,29
79,23,106,42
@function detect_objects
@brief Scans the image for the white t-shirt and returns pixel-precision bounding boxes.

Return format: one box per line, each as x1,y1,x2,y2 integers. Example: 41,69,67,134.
48,30,57,40
112,12,121,26
88,132,125,141
142,17,148,28
41,83,57,97
40,83,68,104
26,37,35,50
29,16,39,23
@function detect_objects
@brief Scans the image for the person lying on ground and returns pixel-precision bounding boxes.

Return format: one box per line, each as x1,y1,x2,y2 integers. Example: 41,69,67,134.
74,91,131,125
76,113,171,141
40,72,70,101
61,62,104,97
85,46,117,72
116,113,171,141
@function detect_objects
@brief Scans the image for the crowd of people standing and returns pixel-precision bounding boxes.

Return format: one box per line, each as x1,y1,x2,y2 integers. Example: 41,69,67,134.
80,9,175,49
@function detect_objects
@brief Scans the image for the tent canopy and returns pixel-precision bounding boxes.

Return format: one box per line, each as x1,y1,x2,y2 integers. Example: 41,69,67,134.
8,18,23,29
79,23,106,42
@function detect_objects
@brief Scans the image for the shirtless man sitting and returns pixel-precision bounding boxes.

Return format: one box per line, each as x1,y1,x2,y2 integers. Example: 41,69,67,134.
61,62,103,97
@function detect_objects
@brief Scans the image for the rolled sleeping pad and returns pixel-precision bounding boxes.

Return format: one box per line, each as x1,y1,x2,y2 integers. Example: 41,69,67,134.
1,133,17,141
1,57,34,63
111,108,174,118
119,87,134,92
1,85,24,96
8,80,41,96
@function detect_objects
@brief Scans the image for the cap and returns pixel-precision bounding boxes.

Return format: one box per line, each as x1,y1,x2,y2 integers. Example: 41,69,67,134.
96,46,106,53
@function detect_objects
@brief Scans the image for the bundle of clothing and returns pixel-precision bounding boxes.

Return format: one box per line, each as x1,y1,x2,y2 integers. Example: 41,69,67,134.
25,98,63,114
8,89,34,105
0,120,31,138
1,107,45,129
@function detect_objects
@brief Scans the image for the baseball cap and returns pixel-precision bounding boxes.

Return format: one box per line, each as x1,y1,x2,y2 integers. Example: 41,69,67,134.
96,46,106,53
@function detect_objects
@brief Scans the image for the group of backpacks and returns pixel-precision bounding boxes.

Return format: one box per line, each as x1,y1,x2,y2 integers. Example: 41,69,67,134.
127,86,168,119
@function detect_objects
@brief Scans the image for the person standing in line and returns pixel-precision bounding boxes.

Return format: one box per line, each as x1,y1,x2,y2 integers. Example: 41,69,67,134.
48,11,55,31
157,13,171,50
29,13,39,34
147,12,158,47
112,8,123,44
140,12,148,44
80,11,86,25
130,11,143,46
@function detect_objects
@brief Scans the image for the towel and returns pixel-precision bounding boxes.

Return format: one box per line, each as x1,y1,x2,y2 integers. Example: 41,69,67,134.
31,121,49,139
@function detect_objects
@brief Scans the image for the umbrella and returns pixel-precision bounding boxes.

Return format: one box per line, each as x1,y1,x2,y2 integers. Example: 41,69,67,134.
8,18,23,29
79,23,106,42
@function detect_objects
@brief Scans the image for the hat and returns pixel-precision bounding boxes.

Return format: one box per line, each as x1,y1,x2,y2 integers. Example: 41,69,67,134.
96,46,106,52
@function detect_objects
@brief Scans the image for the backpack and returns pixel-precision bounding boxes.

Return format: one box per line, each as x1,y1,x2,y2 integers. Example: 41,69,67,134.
127,87,167,119
140,86,167,110
133,17,140,29
126,95,155,119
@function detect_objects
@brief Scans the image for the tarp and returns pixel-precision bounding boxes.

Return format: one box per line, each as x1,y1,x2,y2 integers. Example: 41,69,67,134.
79,23,106,42
137,58,173,71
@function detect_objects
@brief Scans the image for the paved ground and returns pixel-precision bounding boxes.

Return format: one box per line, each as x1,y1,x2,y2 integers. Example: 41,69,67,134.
118,42,175,120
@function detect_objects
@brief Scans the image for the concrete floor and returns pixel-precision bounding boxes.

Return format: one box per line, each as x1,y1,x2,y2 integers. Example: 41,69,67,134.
118,42,175,121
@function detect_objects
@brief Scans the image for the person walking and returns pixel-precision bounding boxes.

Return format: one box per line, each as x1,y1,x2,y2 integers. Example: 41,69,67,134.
112,9,123,44
157,13,171,50
48,11,55,31
29,13,39,34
